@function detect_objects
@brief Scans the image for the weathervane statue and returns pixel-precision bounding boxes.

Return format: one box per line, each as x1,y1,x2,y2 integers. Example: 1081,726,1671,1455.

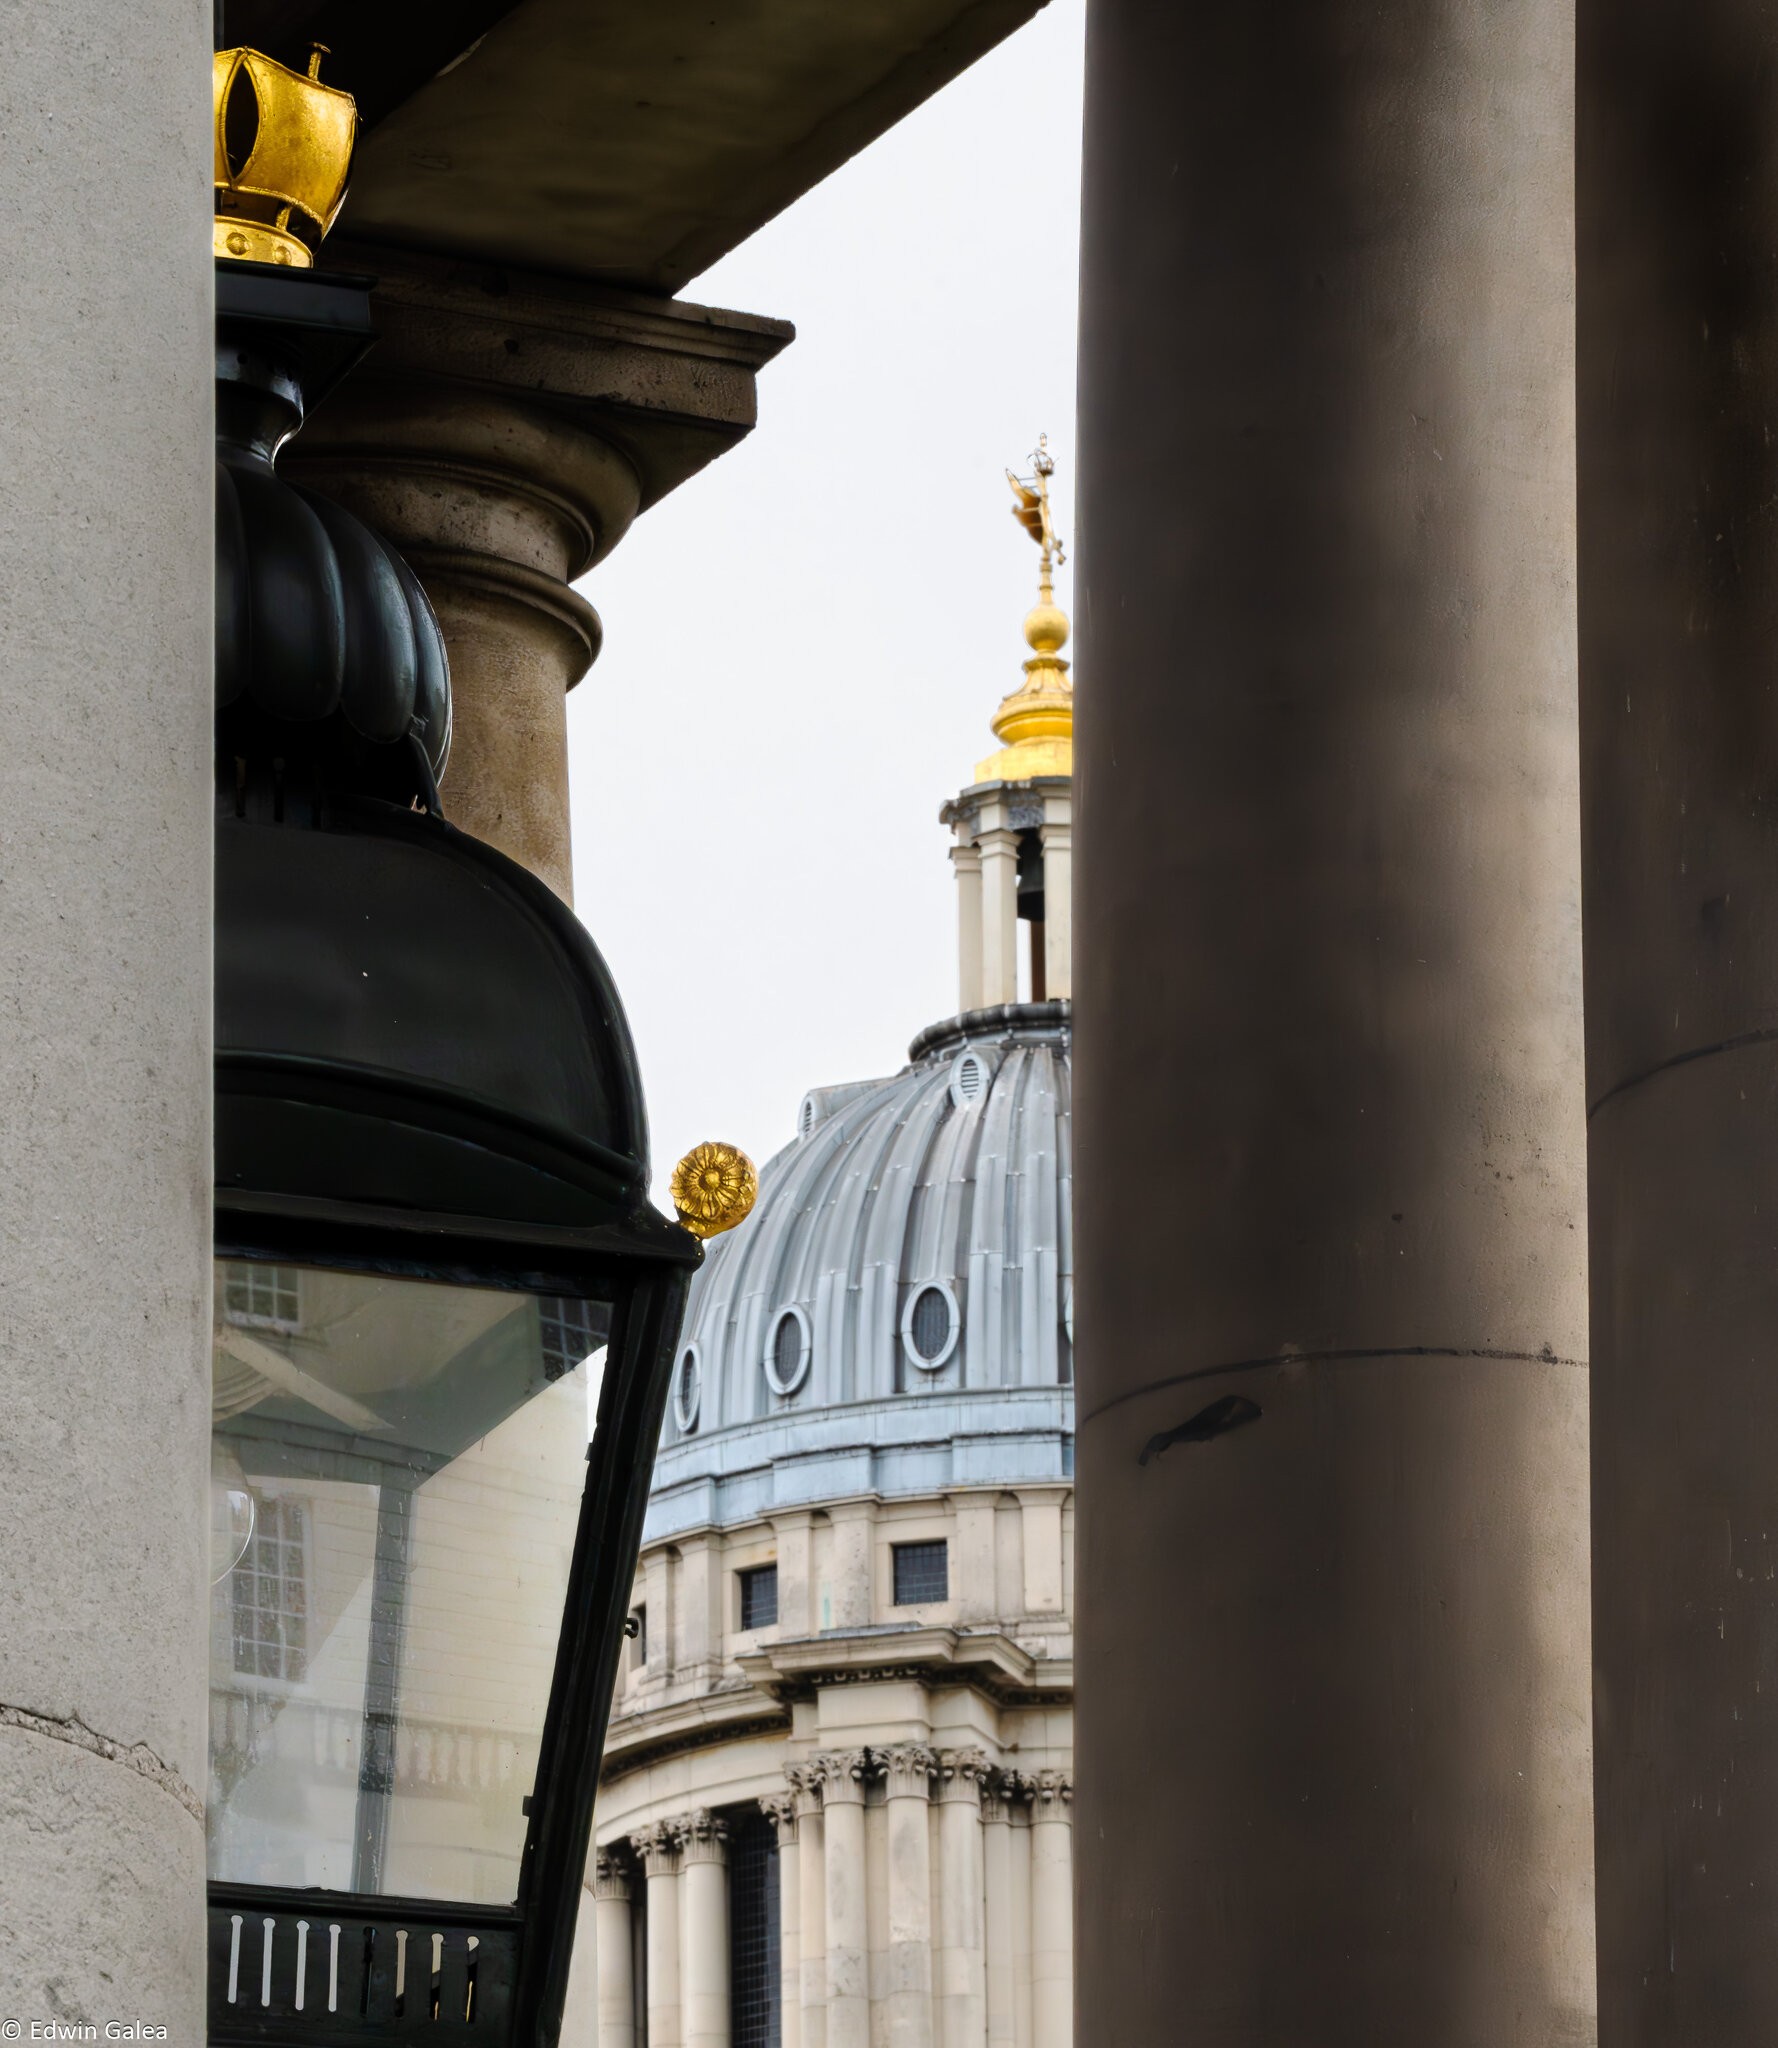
1007,433,1066,605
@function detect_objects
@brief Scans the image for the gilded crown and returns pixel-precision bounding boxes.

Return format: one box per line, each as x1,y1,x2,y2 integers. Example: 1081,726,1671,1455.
214,45,356,268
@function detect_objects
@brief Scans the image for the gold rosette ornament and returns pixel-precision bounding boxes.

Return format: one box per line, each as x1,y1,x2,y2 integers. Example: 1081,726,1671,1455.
671,1142,758,1240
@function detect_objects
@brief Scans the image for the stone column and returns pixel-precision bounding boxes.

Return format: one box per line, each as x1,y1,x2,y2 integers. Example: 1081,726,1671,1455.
977,827,1021,1007
762,1796,802,2048
680,1809,730,2048
1027,1774,1072,2048
935,1750,989,2048
881,1744,937,2048
1075,1,1595,2042
1038,817,1071,1003
283,244,790,903
0,0,210,2037
1578,7,1778,2040
981,1776,1016,2048
593,1849,637,2048
816,1749,872,2048
951,840,986,1012
633,1821,684,2048
790,1765,828,2048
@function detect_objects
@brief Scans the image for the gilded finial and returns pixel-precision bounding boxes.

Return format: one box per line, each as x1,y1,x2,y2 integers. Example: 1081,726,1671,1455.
213,45,357,268
977,436,1073,783
671,1142,759,1241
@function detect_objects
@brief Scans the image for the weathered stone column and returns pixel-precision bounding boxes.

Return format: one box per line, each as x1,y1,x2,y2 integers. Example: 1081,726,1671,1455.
977,827,1021,1007
593,1850,637,2048
882,1744,938,2048
284,244,790,901
790,1765,828,2048
935,1750,989,2048
0,0,211,2036
1027,1774,1072,2048
1008,1793,1033,2048
762,1796,802,2048
1074,0,1595,2041
633,1821,684,2048
1038,817,1071,1003
981,1775,1016,2048
680,1809,730,2048
817,1749,872,2048
951,841,986,1012
1578,6,1778,2040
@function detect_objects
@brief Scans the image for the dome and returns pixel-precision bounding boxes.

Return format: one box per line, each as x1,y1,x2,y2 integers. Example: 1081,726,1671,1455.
647,1001,1072,1538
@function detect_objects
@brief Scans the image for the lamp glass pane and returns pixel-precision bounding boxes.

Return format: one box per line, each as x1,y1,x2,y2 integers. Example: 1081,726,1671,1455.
207,1258,611,1905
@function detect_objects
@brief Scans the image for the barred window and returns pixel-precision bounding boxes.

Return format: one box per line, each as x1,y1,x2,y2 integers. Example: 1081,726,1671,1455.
223,1262,300,1329
232,1496,309,1680
728,1809,780,2048
538,1294,602,1381
891,1539,949,1607
739,1564,778,1632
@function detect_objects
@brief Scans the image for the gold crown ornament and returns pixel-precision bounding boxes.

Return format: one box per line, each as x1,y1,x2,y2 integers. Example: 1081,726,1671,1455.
671,1143,759,1241
214,44,356,267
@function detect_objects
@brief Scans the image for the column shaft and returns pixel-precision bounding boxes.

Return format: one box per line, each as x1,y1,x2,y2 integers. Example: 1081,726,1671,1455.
1578,4,1778,2040
883,1748,937,2048
594,1858,637,2048
793,1770,828,2048
681,1813,730,2048
635,1828,683,2048
768,1804,802,2048
1075,0,1594,2039
0,0,211,2035
977,829,1020,1006
936,1754,988,2048
952,841,986,1013
1038,820,1071,1003
982,1791,1015,2048
819,1754,871,2048
1028,1782,1072,2048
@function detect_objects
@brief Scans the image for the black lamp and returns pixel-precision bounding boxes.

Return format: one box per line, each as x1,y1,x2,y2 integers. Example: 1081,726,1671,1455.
204,258,742,2047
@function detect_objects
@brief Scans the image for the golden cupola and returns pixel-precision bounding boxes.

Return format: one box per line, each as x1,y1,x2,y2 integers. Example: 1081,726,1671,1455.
213,45,357,268
975,434,1075,783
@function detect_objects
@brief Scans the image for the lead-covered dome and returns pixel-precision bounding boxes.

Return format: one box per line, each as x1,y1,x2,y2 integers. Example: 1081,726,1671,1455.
659,1001,1072,1457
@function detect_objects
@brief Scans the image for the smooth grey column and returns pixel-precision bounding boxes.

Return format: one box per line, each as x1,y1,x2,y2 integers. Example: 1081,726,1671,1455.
1074,1,1595,2043
1578,7,1778,2040
0,0,211,2036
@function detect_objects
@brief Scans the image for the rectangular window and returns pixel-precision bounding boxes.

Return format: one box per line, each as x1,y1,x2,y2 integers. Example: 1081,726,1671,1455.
232,1496,310,1681
891,1539,948,1607
728,1809,781,2048
223,1261,300,1329
738,1564,778,1633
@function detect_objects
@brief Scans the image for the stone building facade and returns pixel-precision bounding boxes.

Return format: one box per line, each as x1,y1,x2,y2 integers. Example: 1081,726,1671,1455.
572,471,1077,2048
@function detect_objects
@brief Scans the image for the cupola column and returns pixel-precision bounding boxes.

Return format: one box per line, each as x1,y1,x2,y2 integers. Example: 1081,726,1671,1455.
951,839,987,1012
592,1849,638,2048
977,826,1022,1007
1038,815,1071,1002
815,1749,873,2048
789,1765,829,2048
632,1820,685,2048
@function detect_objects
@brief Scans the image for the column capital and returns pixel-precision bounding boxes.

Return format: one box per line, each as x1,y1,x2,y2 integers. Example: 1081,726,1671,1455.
1029,1769,1074,1816
786,1760,825,1819
631,1819,683,1878
811,1747,874,1807
679,1806,730,1867
950,840,984,872
592,1846,634,1900
879,1743,939,1799
936,1746,995,1805
759,1792,798,1844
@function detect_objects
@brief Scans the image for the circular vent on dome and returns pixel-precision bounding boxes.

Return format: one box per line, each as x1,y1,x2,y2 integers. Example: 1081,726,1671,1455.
949,1050,990,1109
673,1344,702,1433
902,1281,961,1371
764,1304,813,1397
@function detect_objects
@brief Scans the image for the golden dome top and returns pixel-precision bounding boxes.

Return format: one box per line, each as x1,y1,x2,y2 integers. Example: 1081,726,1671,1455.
976,438,1074,784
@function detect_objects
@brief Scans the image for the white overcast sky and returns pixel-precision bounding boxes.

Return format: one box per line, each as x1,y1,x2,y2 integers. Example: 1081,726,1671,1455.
566,0,1085,1202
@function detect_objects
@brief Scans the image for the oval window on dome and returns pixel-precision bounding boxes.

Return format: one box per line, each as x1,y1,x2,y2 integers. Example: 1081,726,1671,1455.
949,1051,990,1110
673,1344,702,1433
763,1304,812,1398
901,1281,960,1372
798,1095,818,1140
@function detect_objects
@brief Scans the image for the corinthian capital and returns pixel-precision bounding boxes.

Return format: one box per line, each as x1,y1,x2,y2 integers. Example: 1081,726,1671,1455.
592,1846,633,1900
679,1807,729,1866
786,1760,824,1819
1030,1768,1074,1814
759,1792,798,1844
879,1743,938,1799
630,1819,682,1877
811,1747,873,1807
936,1746,994,1805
